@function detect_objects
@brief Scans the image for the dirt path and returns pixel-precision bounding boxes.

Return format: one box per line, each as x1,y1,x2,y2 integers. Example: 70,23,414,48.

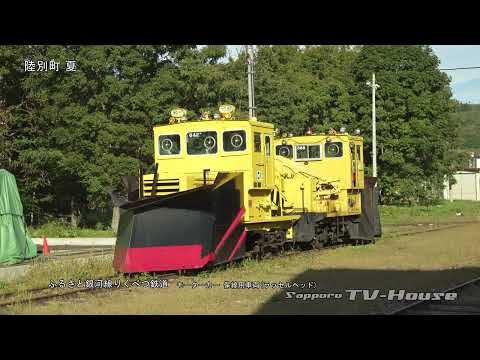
8,222,480,315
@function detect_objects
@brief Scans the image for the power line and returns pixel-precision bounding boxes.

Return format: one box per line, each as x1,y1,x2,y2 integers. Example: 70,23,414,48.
440,66,480,71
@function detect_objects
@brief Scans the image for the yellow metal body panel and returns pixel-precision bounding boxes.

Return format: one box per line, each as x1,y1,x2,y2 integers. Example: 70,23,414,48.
274,133,364,218
140,110,366,237
143,118,292,226
244,214,301,231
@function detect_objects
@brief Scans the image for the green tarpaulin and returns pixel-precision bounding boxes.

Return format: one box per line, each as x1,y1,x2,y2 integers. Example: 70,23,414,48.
0,169,37,265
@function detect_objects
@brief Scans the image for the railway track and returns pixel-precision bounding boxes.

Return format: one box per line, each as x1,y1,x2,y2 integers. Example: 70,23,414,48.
0,241,338,310
0,221,466,272
382,221,477,238
386,276,480,315
48,248,113,259
0,248,114,270
0,272,178,309
1,221,476,311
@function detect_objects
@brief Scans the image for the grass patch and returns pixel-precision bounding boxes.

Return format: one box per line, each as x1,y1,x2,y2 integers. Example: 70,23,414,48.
28,221,115,238
0,254,180,314
0,281,7,290
6,221,480,315
0,254,177,302
380,200,480,225
0,255,116,297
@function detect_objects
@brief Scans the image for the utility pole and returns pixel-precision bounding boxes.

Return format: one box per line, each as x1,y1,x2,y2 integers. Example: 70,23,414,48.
366,73,380,180
246,45,256,119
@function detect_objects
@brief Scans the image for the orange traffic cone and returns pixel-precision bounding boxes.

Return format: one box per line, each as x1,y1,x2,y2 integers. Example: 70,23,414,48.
43,237,50,256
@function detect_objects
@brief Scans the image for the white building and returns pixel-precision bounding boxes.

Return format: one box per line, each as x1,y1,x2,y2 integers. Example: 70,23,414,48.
470,157,480,169
444,170,480,201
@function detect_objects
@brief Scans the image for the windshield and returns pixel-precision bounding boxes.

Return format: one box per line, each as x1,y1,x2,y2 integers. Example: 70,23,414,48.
325,142,343,158
187,131,218,155
295,144,321,160
159,134,180,155
223,130,247,152
276,144,293,159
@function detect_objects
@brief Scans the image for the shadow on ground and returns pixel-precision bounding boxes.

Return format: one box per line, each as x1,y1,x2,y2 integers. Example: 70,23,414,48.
254,267,480,315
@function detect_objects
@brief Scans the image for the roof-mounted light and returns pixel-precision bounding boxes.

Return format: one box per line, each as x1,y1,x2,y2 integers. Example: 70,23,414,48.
219,104,235,120
169,108,187,124
201,111,211,120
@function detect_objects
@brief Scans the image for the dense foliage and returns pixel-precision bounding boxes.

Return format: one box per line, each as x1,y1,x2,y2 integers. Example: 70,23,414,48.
0,45,466,226
453,103,480,153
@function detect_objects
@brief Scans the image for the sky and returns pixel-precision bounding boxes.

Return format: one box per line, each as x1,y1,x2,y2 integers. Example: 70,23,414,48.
431,45,480,103
227,45,480,104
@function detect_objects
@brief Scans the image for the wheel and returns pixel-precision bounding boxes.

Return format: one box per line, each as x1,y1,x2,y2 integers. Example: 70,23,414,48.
284,242,295,252
311,238,325,250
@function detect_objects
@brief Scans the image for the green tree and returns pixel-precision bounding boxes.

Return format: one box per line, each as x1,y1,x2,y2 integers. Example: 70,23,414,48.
0,45,237,225
350,45,459,204
0,44,463,225
232,45,359,134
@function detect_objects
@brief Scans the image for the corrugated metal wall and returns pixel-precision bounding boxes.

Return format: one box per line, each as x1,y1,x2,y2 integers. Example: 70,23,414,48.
444,171,480,201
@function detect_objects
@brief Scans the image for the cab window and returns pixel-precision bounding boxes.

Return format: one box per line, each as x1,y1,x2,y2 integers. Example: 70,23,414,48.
356,145,362,161
295,145,308,159
265,135,271,156
276,144,293,159
254,132,262,152
325,142,343,158
309,145,321,159
223,130,247,152
295,144,321,160
187,131,217,155
159,134,180,155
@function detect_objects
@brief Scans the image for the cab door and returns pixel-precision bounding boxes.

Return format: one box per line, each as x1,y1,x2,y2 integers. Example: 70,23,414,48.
351,142,364,189
356,143,364,188
350,142,359,188
252,131,265,188
264,134,272,187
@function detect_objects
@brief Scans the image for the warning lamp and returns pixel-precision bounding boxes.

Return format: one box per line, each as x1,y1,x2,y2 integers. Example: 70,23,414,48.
219,104,235,119
169,108,187,124
201,111,211,120
171,108,187,119
340,127,346,133
355,129,361,135
306,128,313,135
288,133,293,138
